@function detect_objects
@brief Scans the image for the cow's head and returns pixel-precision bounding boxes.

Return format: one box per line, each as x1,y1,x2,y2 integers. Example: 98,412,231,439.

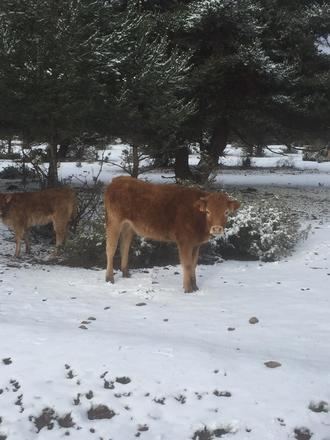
0,193,13,217
194,192,240,236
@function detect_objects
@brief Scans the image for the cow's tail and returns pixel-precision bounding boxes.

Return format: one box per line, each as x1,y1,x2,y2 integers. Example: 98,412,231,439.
104,188,111,227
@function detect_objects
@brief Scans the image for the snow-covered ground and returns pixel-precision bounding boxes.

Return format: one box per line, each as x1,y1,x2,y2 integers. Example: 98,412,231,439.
1,142,330,188
0,147,330,440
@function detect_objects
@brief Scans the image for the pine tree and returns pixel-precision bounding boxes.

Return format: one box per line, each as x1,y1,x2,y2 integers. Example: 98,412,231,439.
173,0,330,176
0,0,116,185
106,2,195,177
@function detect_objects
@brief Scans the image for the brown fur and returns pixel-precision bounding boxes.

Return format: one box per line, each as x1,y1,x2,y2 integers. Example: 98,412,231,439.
0,187,77,257
104,176,240,293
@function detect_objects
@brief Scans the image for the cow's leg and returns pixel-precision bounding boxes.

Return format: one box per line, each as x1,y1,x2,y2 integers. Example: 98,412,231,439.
24,230,31,254
105,219,121,283
191,245,200,291
14,227,24,258
52,217,68,254
178,242,196,293
120,223,134,278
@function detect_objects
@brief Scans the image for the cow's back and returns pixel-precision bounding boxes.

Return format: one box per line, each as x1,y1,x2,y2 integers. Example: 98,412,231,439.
45,187,76,216
105,177,207,242
5,187,76,228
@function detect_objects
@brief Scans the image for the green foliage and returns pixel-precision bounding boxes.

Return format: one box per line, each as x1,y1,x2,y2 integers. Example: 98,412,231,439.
174,0,330,154
0,165,22,179
0,152,20,160
108,1,196,155
0,0,116,150
1,0,330,180
0,164,36,179
214,200,310,262
63,216,106,268
63,211,179,269
62,190,309,269
62,184,106,267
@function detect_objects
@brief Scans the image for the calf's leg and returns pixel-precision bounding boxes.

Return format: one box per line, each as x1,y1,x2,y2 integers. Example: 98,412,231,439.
24,231,31,254
52,217,68,254
105,219,121,283
178,242,196,293
14,227,25,258
191,245,200,291
120,223,134,278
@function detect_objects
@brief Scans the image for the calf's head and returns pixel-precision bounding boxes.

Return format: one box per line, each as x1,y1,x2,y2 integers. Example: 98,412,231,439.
0,194,12,218
195,193,240,236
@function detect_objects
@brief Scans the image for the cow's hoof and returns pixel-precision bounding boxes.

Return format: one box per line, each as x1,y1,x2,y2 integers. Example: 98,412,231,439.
184,284,199,293
105,275,114,284
184,287,199,293
122,270,131,278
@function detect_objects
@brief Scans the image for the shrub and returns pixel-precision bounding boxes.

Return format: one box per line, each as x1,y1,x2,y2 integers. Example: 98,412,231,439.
61,184,106,268
62,214,106,268
0,151,21,160
62,192,309,268
62,215,178,269
0,164,36,180
0,165,23,179
241,156,251,169
212,199,310,262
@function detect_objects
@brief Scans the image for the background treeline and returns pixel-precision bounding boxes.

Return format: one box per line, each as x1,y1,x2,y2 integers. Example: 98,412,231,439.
0,0,330,185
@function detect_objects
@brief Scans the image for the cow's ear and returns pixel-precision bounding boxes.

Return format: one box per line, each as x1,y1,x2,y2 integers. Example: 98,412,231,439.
194,197,207,212
228,199,240,212
4,194,13,203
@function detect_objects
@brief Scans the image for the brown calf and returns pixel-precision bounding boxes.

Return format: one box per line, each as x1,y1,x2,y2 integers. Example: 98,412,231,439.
0,187,77,257
104,176,240,293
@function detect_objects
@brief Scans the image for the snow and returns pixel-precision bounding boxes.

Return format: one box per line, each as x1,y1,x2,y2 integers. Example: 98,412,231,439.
65,144,329,188
218,170,330,189
0,147,330,439
1,142,330,188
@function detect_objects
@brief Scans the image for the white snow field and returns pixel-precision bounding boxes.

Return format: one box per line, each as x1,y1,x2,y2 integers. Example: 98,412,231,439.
0,146,329,440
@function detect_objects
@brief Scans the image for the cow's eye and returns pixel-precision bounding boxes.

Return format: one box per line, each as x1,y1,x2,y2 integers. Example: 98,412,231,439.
225,209,230,215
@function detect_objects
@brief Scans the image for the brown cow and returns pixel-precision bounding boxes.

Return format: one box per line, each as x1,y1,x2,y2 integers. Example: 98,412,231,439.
0,187,77,257
104,176,240,293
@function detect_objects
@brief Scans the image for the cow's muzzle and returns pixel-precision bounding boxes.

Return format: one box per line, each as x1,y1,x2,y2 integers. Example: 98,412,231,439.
209,225,224,236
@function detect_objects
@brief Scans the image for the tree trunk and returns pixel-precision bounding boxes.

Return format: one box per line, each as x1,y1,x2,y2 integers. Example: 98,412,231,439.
21,145,27,188
286,143,294,153
131,144,139,178
47,141,59,187
7,138,12,155
208,118,228,163
58,139,71,160
255,144,264,157
196,119,228,182
174,146,192,181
